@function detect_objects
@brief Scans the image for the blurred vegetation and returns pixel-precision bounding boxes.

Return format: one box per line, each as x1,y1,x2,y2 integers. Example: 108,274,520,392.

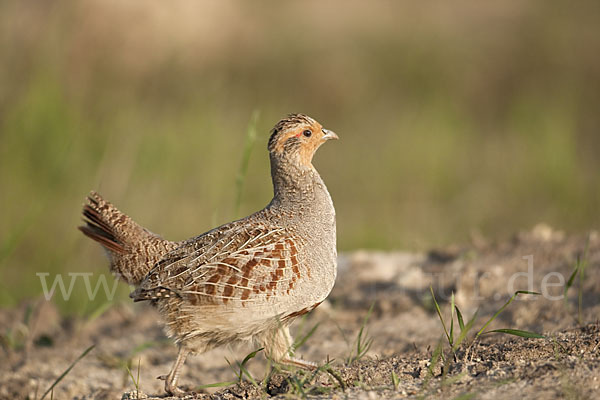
0,0,599,312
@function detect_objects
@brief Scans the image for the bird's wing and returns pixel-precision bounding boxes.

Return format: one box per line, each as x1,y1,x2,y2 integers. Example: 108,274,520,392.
131,221,305,305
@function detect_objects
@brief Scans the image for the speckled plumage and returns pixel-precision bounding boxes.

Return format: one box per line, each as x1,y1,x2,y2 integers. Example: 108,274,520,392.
80,114,338,395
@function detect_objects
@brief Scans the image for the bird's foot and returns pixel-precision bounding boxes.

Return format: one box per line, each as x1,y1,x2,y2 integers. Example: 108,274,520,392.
157,374,186,396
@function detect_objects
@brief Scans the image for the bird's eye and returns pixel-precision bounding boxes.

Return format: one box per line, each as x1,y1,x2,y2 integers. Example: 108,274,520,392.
303,130,312,137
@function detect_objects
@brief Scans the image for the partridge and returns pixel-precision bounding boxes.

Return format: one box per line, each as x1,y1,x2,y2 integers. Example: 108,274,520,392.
79,114,338,395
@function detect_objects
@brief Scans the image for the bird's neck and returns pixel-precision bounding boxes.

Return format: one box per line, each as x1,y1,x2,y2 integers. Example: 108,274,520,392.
268,154,336,237
269,155,325,206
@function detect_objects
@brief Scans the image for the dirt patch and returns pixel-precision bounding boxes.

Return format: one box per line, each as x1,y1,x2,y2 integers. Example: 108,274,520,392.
1,226,599,399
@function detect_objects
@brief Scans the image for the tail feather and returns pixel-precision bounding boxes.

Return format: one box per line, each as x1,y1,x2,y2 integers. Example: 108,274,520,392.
79,200,125,253
79,191,177,286
79,224,124,253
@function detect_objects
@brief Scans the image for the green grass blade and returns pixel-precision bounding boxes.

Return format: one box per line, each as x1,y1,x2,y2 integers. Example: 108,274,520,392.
240,347,263,367
347,303,374,364
356,303,374,360
85,300,114,324
453,392,477,400
130,340,164,357
294,322,320,350
196,381,237,389
578,264,584,325
239,363,259,387
578,234,590,325
23,303,34,326
125,358,141,393
430,286,451,345
423,340,443,390
455,305,465,331
429,341,442,374
125,364,135,388
224,357,240,380
391,370,399,391
476,291,541,338
481,328,545,338
234,347,262,386
323,365,346,390
563,261,579,305
450,292,455,347
233,110,259,218
452,309,478,351
41,344,95,400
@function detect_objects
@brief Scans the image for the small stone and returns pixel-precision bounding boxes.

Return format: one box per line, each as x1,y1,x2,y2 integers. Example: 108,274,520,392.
121,390,148,400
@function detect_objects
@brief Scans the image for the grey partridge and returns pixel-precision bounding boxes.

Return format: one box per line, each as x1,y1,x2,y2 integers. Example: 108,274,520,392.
79,114,338,395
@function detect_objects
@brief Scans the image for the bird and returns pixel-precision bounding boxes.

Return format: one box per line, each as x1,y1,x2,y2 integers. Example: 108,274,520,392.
79,113,338,395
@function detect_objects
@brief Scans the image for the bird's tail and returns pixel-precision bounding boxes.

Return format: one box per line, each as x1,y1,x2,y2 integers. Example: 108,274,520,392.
79,191,177,286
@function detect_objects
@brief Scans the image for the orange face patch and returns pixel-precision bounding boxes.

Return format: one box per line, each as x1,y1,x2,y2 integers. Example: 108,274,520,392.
272,121,329,166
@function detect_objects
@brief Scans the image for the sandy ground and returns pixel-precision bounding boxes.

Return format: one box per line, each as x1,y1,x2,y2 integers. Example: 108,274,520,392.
1,225,599,399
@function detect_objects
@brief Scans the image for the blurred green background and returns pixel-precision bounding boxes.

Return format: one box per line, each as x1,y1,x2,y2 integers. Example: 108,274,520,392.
1,0,599,312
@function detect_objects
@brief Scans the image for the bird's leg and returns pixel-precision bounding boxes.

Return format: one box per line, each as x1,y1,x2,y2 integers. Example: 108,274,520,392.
261,326,318,370
158,345,190,396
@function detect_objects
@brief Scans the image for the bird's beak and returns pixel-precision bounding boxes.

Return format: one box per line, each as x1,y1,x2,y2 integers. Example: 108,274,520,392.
322,128,339,141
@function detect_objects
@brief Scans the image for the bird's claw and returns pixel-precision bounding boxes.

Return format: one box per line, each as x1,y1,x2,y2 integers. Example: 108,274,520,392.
157,375,185,396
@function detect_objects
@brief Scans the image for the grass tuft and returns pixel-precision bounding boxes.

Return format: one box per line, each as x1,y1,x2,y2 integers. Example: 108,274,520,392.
424,287,545,396
198,348,263,390
284,361,345,396
125,358,141,398
346,303,374,365
436,289,545,345
225,347,263,386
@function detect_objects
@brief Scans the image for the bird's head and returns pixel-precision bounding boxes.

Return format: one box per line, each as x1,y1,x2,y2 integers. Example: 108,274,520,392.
268,113,338,168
